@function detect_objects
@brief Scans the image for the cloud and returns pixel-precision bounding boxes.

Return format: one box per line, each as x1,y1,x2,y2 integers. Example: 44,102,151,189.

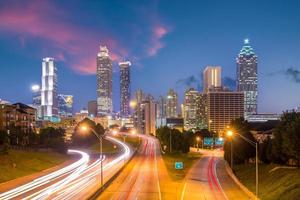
176,75,202,90
222,77,236,90
268,67,300,83
0,1,127,74
285,68,300,83
147,25,169,56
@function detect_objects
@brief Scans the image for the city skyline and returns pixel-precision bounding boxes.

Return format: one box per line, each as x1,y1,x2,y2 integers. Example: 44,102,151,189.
0,0,300,113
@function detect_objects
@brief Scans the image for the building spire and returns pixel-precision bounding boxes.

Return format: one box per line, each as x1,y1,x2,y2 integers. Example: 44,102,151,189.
244,38,249,45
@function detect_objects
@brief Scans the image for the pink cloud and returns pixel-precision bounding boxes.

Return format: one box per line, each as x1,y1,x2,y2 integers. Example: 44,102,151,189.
147,25,169,56
0,1,127,74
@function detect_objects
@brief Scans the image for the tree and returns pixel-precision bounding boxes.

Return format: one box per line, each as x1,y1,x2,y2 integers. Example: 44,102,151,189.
272,112,300,165
156,126,193,153
39,127,67,153
224,118,256,164
72,118,105,147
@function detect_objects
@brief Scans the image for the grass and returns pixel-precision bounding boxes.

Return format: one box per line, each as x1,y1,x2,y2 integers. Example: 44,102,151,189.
162,151,201,181
235,163,300,200
116,135,141,149
0,150,69,183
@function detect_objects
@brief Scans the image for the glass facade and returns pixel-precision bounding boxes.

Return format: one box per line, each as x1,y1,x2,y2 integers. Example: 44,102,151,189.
58,94,73,118
97,46,113,116
236,39,258,117
119,61,131,118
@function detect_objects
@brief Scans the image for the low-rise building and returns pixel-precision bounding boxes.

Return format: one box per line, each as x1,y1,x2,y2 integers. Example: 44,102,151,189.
0,102,36,133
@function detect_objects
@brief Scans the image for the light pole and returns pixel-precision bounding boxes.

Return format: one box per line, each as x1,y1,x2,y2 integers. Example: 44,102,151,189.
80,125,106,190
196,136,200,151
169,128,172,153
227,130,259,200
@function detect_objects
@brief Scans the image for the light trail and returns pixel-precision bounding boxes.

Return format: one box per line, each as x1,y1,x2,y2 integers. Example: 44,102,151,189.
0,150,90,200
0,136,132,200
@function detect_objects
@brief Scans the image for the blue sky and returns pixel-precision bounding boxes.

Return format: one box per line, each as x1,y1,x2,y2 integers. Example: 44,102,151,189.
0,0,299,113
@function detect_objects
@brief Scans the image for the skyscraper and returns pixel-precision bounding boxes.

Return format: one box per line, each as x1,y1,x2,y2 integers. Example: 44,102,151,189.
58,94,73,118
183,88,207,130
237,39,258,117
119,61,131,118
203,66,222,92
140,95,157,135
41,57,58,121
31,84,42,119
166,89,178,118
88,100,97,117
97,46,113,116
132,89,145,134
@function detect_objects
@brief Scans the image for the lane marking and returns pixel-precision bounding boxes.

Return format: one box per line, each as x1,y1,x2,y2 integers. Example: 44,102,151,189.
180,182,187,200
213,158,229,200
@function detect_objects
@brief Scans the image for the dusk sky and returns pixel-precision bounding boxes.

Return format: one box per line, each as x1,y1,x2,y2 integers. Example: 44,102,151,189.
0,0,299,113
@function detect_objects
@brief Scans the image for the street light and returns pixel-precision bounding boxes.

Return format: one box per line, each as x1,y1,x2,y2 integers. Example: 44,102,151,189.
196,136,200,151
226,130,259,200
80,125,105,190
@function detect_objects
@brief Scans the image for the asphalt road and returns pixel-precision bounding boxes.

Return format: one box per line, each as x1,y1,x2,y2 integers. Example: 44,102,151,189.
0,136,132,200
181,149,251,200
98,135,166,200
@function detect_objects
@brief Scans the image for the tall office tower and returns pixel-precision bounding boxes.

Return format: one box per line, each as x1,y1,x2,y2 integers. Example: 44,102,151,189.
155,95,166,128
166,89,178,118
207,87,244,134
58,94,73,118
41,57,58,121
88,100,97,117
183,88,198,130
198,93,208,129
97,46,113,116
183,88,207,130
203,66,222,93
133,89,145,134
31,85,41,107
31,85,42,120
141,95,157,135
119,61,131,118
157,95,166,119
237,39,258,118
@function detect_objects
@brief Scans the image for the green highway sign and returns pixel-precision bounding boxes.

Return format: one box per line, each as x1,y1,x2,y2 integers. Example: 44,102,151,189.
175,162,184,170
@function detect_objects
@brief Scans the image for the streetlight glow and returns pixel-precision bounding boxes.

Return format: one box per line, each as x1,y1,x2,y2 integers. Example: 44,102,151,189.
129,100,137,108
227,130,233,137
196,136,200,141
112,130,118,135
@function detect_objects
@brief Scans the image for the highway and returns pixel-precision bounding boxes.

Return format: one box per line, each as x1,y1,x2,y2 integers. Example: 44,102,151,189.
0,136,132,200
181,149,250,200
98,134,166,200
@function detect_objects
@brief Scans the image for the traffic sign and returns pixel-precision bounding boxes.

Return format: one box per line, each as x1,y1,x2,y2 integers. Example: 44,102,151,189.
175,162,184,170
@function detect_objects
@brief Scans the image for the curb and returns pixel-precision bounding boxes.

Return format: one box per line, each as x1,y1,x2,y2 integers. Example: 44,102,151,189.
224,162,259,200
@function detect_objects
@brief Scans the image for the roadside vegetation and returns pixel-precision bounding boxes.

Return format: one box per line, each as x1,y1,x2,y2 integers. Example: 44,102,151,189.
223,112,300,199
162,152,201,181
0,150,68,183
235,164,300,200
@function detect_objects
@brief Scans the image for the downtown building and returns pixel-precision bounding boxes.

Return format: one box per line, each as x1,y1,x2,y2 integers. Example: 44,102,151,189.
203,66,222,92
119,61,131,118
207,86,244,134
132,90,157,135
31,84,42,120
97,46,113,117
88,100,97,117
41,57,59,122
0,102,36,135
183,88,207,130
57,94,73,118
237,39,258,118
166,89,178,118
